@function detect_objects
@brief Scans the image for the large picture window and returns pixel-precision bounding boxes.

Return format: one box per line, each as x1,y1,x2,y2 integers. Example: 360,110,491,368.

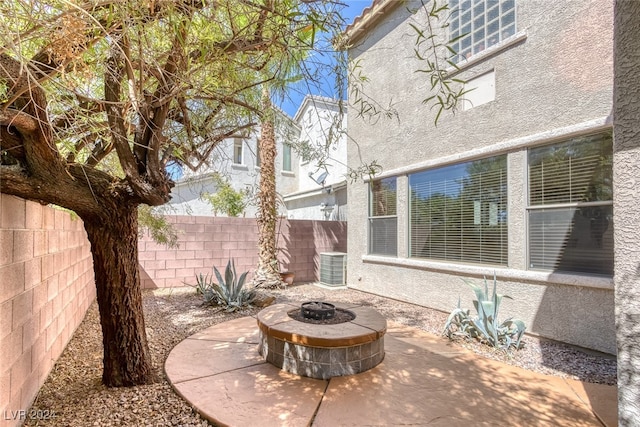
528,133,613,275
369,177,397,256
409,155,508,265
450,0,516,62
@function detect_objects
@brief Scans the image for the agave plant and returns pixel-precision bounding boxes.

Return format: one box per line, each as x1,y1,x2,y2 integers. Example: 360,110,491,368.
194,259,255,311
194,272,210,295
443,274,526,350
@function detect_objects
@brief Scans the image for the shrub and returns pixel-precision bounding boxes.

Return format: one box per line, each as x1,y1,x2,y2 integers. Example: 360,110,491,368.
443,275,526,350
200,174,248,217
138,204,179,248
194,259,255,311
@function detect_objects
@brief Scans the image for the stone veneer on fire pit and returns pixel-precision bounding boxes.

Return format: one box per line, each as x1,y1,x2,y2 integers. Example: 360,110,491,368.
257,302,386,380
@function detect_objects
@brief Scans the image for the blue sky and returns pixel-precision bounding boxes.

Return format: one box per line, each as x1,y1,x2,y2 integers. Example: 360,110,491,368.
277,1,370,117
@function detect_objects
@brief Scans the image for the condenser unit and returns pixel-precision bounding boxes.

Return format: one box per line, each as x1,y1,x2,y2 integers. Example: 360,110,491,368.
319,252,347,286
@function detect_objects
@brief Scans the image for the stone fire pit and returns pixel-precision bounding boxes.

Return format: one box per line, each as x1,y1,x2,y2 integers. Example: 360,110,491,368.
257,302,386,380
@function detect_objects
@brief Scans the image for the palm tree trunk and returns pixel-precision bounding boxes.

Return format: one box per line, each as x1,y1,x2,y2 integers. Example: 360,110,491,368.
254,88,282,288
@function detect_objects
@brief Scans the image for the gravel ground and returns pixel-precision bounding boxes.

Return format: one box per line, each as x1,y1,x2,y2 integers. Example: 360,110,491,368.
25,284,617,427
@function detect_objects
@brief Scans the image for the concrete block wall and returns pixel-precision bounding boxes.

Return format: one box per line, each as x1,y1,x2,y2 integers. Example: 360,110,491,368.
0,195,95,427
138,216,347,288
277,220,348,283
138,216,259,288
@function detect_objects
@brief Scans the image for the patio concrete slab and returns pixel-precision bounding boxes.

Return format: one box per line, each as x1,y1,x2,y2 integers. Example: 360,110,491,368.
385,322,467,357
166,316,618,427
188,316,261,343
171,363,327,427
316,335,609,426
164,337,264,383
564,378,619,427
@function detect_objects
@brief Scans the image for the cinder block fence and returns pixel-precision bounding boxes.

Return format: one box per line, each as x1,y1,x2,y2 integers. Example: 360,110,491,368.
0,195,95,427
138,215,347,288
1,195,347,427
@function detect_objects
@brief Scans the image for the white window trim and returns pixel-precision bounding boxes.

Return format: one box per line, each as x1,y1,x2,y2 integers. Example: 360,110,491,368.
231,164,249,171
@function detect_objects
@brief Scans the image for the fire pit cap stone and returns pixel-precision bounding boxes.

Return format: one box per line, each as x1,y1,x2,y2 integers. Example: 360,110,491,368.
256,303,386,348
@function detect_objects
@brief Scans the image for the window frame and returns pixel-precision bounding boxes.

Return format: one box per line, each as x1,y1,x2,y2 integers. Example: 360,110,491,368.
408,154,508,266
526,132,613,276
255,139,261,168
282,142,292,172
368,177,398,256
449,0,517,63
233,138,244,165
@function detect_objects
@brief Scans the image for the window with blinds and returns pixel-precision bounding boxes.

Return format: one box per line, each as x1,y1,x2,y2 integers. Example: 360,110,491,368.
369,177,397,256
409,155,507,265
528,133,613,275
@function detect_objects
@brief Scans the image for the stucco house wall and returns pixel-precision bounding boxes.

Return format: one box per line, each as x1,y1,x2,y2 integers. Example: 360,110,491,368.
345,0,615,353
613,0,640,421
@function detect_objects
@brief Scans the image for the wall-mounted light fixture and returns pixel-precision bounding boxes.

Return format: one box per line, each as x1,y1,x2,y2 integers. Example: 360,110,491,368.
320,203,334,220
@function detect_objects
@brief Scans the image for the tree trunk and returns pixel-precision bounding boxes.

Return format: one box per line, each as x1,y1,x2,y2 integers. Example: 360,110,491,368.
83,204,156,387
254,89,282,288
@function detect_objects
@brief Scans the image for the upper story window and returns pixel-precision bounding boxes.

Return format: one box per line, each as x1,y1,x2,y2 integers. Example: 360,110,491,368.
450,0,516,62
409,155,508,265
282,143,292,172
233,138,243,165
369,177,398,256
255,140,261,168
527,133,613,276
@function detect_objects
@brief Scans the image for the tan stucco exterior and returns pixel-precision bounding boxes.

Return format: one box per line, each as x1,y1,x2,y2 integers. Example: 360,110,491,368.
613,0,640,422
346,0,616,354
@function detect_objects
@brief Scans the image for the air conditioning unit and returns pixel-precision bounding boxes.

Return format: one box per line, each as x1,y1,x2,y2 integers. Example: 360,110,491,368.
319,252,347,286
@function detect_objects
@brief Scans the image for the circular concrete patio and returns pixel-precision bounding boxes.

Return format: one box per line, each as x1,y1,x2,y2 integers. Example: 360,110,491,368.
164,301,617,427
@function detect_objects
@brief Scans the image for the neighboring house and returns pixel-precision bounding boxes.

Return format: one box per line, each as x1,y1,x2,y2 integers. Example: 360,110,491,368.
166,95,347,220
284,95,348,221
343,0,615,354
